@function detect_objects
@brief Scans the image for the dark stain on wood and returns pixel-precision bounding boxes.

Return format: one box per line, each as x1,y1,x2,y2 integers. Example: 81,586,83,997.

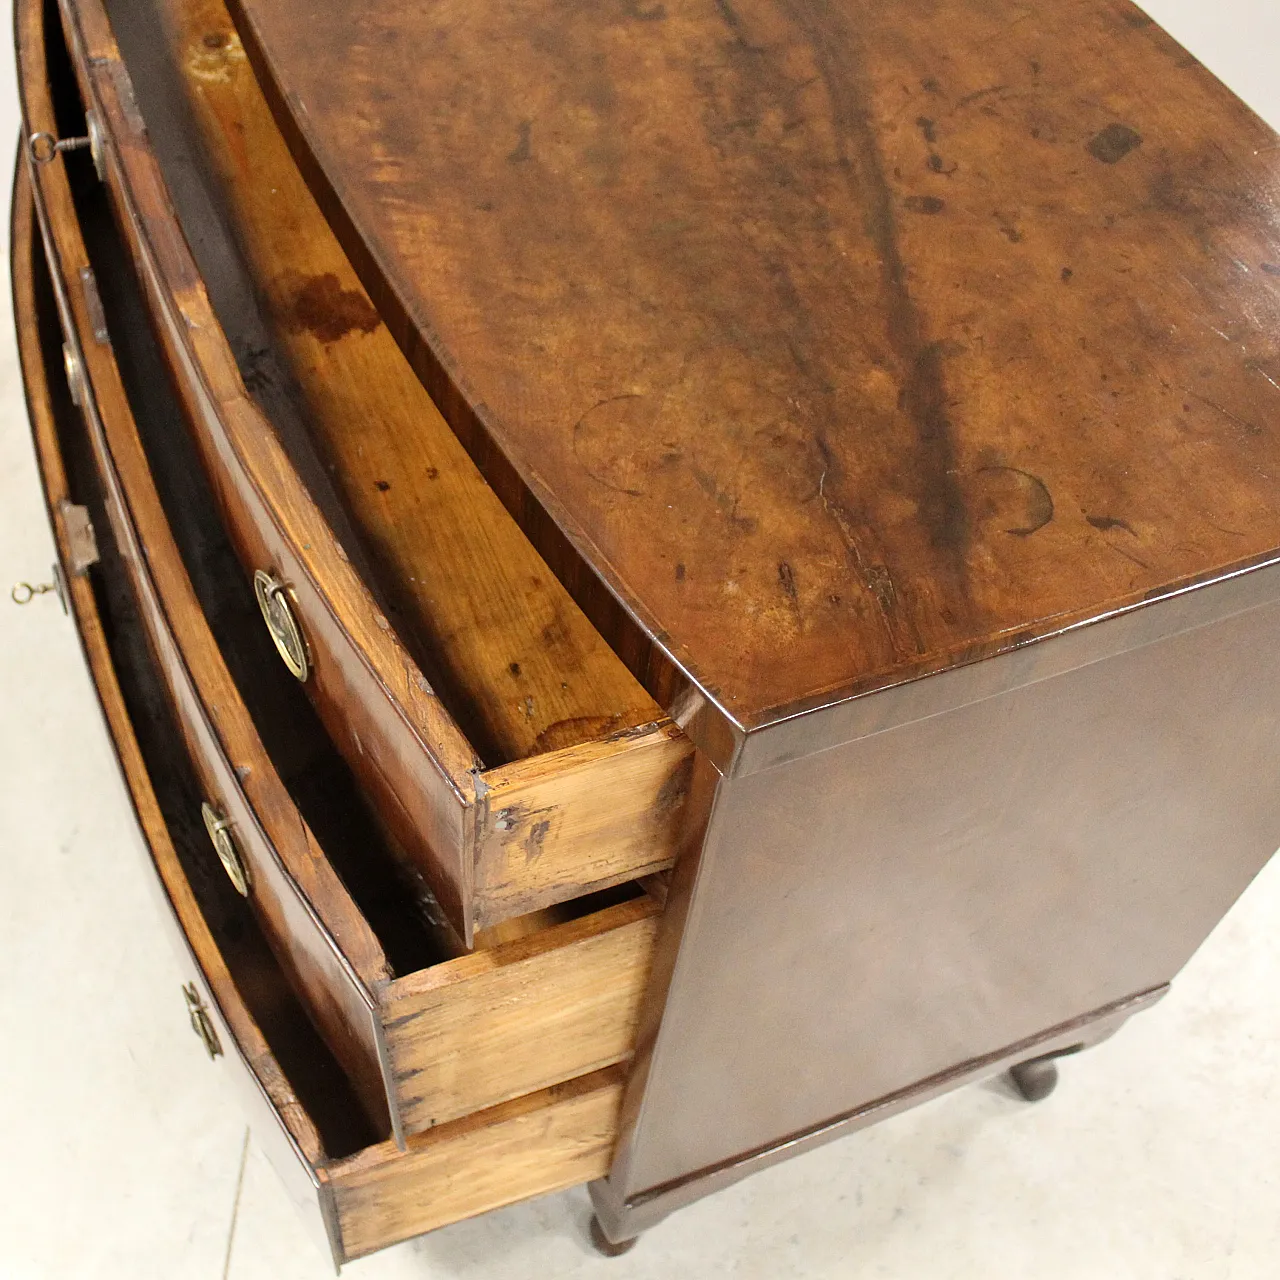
904,194,945,214
969,466,1054,538
285,271,380,343
523,818,551,864
507,119,532,164
1087,123,1143,164
229,0,1280,724
531,714,627,754
1087,514,1137,535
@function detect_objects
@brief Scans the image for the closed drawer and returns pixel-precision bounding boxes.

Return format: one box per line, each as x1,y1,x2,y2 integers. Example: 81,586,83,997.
19,0,659,1145
15,151,630,1267
50,0,695,945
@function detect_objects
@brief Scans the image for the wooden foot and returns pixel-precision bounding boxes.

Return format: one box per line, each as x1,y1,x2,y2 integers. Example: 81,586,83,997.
1008,1054,1060,1102
589,1214,638,1257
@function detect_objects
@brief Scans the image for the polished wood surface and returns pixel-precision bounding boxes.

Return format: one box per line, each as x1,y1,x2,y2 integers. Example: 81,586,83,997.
57,0,692,940
147,0,659,770
603,578,1280,1225
232,0,1280,743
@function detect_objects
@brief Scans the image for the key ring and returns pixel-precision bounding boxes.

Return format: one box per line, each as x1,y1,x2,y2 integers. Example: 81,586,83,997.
28,130,91,165
11,580,57,605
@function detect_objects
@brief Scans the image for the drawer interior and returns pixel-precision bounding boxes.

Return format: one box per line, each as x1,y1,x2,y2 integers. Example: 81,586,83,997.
43,7,641,953
24,190,382,1159
51,0,692,944
34,7,658,1151
100,0,664,774
21,168,629,1260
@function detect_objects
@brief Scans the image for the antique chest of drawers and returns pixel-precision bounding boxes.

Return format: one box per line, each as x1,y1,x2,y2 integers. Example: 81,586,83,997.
13,0,1280,1266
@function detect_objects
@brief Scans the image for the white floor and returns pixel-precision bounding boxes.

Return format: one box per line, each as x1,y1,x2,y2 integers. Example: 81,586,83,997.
2,2,1279,1276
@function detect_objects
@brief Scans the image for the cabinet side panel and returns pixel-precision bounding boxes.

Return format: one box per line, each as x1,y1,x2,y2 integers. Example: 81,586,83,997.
610,595,1280,1198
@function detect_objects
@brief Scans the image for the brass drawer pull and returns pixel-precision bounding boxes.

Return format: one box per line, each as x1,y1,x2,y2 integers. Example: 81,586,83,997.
182,982,223,1059
201,801,250,896
254,570,310,681
29,109,105,180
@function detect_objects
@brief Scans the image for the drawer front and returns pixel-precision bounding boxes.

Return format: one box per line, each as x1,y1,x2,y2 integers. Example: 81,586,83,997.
381,896,659,1132
16,154,627,1264
22,0,666,1147
12,151,341,1267
53,0,691,945
17,0,396,1135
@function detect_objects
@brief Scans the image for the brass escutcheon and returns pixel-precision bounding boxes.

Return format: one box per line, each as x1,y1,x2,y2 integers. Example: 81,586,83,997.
253,569,309,681
201,801,250,897
182,982,222,1060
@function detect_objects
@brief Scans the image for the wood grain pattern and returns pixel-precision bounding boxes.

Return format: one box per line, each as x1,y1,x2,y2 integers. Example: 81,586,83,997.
231,0,1280,747
476,720,692,926
381,898,658,1131
145,0,660,770
56,0,690,939
328,1067,625,1261
19,0,398,1133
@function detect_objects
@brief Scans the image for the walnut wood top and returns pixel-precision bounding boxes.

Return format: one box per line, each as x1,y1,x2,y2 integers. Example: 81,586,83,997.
231,0,1280,729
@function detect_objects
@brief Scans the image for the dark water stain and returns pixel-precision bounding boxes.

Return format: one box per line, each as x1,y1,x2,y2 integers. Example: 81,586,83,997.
1087,514,1136,535
674,562,686,581
532,714,626,754
656,753,694,814
778,560,798,601
994,211,1023,243
904,194,945,214
623,0,667,18
507,119,533,164
508,661,522,677
1061,266,1074,282
781,0,972,631
1087,123,1143,165
971,466,1054,536
523,819,551,864
1261,263,1280,276
374,479,391,492
286,273,380,343
916,116,937,143
957,84,1007,108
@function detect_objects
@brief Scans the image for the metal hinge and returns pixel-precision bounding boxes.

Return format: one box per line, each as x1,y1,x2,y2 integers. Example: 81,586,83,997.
79,267,110,345
182,982,223,1060
60,501,100,576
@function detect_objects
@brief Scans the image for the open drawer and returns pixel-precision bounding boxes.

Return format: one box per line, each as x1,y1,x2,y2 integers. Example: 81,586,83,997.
18,0,660,1145
42,0,694,944
15,154,630,1266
